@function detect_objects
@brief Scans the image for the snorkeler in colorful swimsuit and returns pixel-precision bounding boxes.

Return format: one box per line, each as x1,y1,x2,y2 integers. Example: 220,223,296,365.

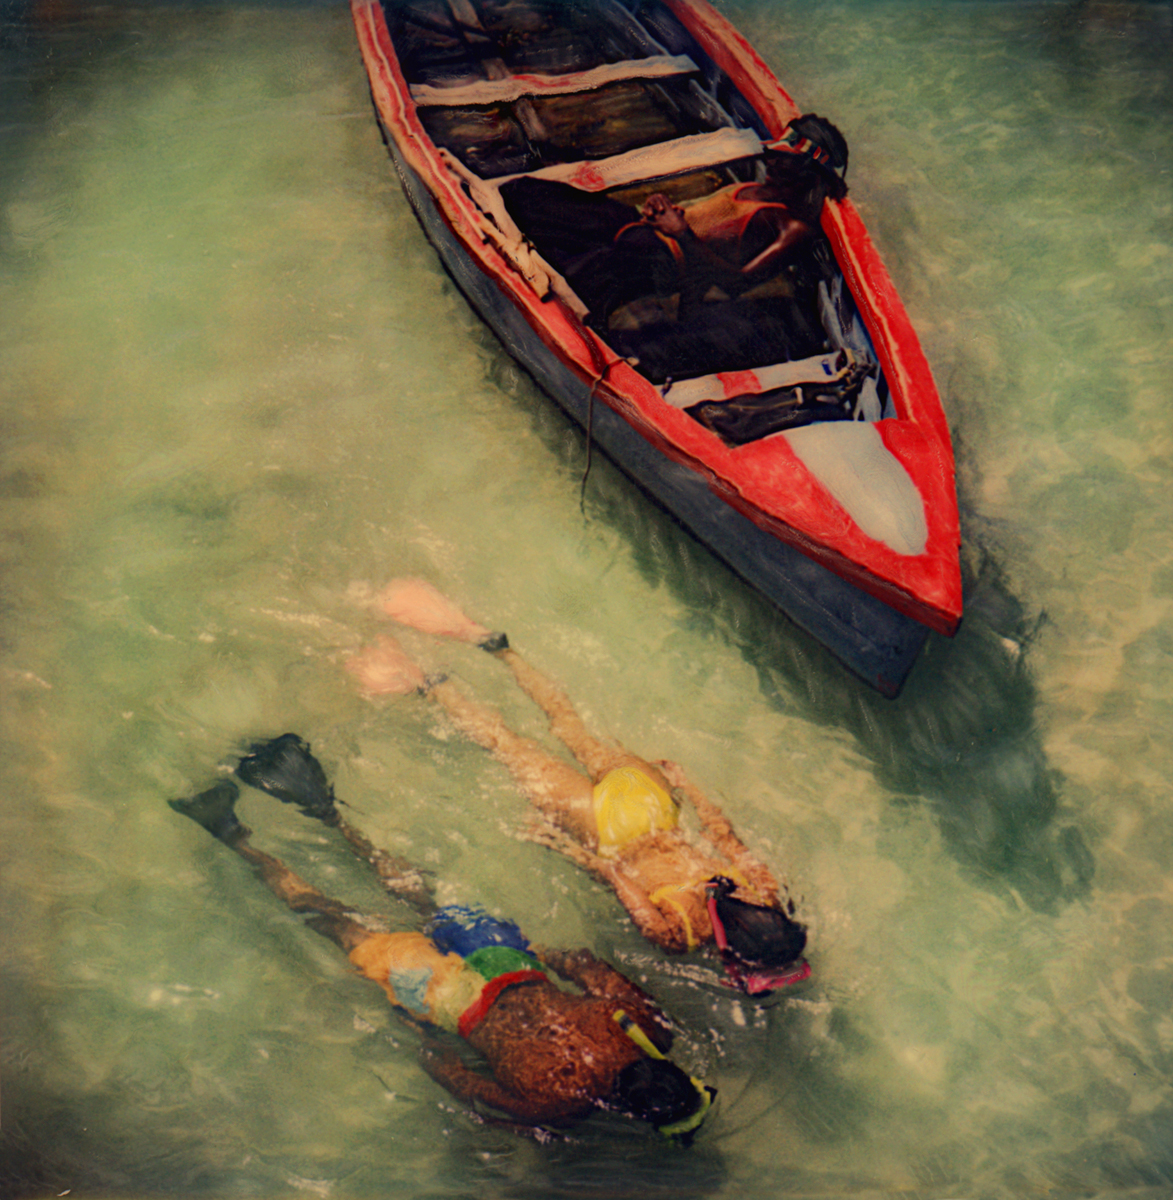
170,734,713,1138
347,579,810,997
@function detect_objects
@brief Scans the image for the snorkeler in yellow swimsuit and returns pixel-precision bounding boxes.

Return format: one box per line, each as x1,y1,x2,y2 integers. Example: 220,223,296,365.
347,579,810,996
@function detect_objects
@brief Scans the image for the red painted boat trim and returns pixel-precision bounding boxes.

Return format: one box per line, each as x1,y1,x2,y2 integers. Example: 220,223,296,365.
661,0,802,136
350,0,962,636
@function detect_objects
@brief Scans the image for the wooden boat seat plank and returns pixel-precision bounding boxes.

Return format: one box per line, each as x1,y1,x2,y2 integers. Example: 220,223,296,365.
660,350,860,408
393,0,675,91
491,127,762,193
409,54,701,108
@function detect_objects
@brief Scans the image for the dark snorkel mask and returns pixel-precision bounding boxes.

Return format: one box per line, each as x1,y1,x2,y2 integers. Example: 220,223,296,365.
705,878,811,997
611,1011,715,1142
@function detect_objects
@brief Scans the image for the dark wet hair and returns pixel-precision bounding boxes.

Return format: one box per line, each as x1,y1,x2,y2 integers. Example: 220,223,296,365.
765,112,850,215
790,113,849,181
710,877,807,968
609,1058,704,1130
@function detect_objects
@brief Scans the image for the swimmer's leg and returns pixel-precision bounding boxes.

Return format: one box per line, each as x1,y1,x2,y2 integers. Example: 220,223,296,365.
332,815,436,917
427,677,600,848
368,580,629,777
169,781,368,953
485,646,642,782
236,733,436,916
346,632,600,847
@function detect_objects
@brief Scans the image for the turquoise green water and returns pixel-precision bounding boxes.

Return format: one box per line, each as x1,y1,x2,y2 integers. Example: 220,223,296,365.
1,1,1170,1196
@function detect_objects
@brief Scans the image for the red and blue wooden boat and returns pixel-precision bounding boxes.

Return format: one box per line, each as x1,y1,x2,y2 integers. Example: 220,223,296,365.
350,0,962,695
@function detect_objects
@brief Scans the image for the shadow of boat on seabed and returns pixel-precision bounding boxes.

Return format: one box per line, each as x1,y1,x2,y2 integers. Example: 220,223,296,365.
850,548,1093,913
764,541,1094,915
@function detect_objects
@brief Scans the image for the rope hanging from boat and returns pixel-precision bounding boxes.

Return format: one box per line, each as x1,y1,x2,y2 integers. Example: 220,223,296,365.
580,341,626,514
582,382,596,514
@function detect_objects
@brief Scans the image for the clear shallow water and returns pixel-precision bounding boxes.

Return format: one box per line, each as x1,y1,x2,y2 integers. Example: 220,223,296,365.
1,1,1170,1196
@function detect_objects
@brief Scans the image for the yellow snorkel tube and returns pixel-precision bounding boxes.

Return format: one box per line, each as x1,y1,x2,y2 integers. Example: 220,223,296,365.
612,1010,715,1139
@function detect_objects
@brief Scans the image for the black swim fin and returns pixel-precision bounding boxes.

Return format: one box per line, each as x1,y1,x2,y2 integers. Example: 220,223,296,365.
170,779,246,843
236,733,337,821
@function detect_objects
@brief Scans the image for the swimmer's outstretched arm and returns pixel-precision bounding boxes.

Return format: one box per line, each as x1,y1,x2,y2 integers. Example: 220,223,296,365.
521,823,691,954
606,868,694,955
520,821,607,871
538,947,673,1053
418,1044,554,1126
657,761,780,905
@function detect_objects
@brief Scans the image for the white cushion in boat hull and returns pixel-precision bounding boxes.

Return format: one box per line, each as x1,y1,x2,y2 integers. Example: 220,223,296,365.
783,422,928,556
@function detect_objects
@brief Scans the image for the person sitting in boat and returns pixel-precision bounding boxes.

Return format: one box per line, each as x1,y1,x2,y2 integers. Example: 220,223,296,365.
347,579,810,998
170,735,715,1139
637,113,849,315
498,113,849,379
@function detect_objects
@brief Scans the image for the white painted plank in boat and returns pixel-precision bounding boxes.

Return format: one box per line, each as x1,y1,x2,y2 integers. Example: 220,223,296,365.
409,54,699,107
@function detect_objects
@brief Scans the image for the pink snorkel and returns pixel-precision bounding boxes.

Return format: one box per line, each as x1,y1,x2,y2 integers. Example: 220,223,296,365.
705,881,812,996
